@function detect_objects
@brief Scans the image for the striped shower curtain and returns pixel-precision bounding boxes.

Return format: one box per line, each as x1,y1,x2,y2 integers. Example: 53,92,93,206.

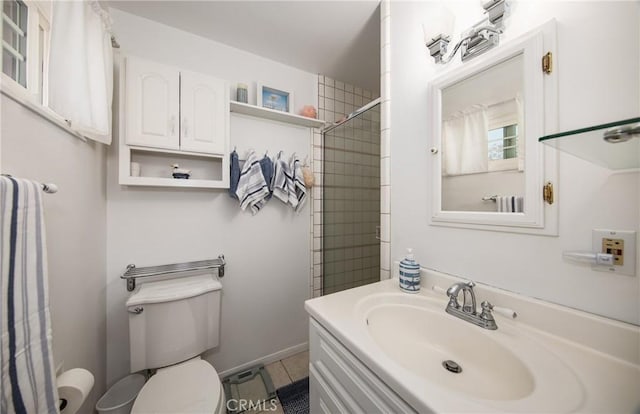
1,176,59,413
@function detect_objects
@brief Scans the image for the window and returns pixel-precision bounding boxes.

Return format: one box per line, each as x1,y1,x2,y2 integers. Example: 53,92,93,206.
488,123,518,161
2,0,113,143
486,97,521,172
2,0,28,87
487,123,519,172
1,0,50,105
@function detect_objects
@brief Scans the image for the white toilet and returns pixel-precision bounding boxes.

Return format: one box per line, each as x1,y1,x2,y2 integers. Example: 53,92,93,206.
125,274,225,413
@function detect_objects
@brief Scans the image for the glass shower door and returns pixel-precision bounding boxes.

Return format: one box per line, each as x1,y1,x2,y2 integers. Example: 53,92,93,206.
322,103,380,294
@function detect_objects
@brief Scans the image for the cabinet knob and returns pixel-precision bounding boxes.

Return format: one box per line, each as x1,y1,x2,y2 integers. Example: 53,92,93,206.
183,119,189,137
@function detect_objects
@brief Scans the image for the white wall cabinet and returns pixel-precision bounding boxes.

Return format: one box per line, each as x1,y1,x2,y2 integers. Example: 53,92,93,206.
180,70,228,154
125,57,180,150
120,56,229,189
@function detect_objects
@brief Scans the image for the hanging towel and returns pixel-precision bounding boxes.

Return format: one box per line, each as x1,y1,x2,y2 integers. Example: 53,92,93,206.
515,196,524,212
497,196,509,212
1,176,59,414
290,156,307,212
497,196,505,212
272,152,294,205
229,150,241,199
235,151,270,215
496,196,524,213
259,154,274,199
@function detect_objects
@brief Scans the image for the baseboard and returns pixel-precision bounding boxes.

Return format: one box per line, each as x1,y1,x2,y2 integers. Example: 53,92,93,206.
217,342,308,378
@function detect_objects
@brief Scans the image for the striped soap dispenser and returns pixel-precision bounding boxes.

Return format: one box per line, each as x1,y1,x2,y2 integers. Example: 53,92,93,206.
399,248,421,293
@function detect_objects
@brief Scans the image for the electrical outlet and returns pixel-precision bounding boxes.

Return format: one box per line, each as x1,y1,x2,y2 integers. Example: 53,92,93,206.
592,229,636,276
602,238,624,265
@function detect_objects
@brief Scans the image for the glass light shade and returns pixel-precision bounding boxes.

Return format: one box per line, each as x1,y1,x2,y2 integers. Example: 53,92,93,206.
422,5,455,44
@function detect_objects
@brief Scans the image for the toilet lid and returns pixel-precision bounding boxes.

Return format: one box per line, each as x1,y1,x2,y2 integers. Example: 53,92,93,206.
132,359,223,413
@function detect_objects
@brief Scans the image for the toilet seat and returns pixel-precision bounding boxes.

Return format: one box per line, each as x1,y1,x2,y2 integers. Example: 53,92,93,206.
131,359,224,413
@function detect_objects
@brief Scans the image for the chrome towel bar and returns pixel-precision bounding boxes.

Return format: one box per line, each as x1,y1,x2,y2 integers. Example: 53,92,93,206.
121,255,225,291
1,174,58,193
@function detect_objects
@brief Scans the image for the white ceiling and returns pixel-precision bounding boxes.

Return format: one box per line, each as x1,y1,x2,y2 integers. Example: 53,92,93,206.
107,1,381,94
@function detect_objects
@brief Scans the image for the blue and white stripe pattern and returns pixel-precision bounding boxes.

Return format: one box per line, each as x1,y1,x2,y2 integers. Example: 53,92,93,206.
272,152,294,206
235,151,270,215
1,176,59,414
290,156,307,213
399,253,421,293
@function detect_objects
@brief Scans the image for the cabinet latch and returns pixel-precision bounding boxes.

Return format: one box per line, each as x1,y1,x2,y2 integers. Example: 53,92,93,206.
542,52,553,74
543,182,554,205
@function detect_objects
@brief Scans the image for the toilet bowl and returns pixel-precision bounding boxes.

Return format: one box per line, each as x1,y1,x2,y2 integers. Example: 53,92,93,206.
131,358,224,414
126,275,225,413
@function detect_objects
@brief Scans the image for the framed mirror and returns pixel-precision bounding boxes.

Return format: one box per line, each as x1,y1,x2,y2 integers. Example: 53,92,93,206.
428,21,558,235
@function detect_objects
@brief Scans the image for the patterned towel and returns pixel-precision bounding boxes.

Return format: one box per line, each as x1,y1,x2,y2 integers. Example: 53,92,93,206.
259,154,274,200
1,176,59,414
497,195,524,213
290,156,307,213
272,152,295,207
235,151,270,215
228,150,241,200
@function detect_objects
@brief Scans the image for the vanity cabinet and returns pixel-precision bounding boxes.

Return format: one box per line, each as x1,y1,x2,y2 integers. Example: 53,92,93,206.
309,319,416,414
119,56,230,188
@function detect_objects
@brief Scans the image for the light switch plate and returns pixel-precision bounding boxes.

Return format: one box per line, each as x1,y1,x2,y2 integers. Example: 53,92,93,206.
592,229,636,276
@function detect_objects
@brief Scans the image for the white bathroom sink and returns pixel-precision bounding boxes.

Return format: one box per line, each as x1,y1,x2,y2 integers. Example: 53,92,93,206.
306,275,640,413
355,293,584,412
365,303,534,400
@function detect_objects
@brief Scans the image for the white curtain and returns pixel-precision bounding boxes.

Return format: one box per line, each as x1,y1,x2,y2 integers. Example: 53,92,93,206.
48,1,113,144
442,106,489,175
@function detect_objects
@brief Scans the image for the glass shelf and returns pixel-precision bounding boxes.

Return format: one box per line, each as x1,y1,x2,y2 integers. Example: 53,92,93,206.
539,117,640,170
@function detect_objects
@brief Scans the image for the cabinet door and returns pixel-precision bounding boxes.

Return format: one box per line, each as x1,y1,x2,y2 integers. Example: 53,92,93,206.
125,57,180,150
180,71,228,154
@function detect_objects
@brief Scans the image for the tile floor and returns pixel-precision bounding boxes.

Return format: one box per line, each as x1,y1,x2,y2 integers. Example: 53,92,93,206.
260,350,309,414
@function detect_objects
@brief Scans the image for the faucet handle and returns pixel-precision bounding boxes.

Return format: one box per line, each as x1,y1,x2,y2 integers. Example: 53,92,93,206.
445,282,465,308
447,294,460,309
480,301,495,320
466,280,476,288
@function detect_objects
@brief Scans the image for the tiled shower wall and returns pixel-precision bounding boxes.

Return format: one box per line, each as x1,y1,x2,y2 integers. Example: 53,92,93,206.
380,0,391,278
311,76,380,297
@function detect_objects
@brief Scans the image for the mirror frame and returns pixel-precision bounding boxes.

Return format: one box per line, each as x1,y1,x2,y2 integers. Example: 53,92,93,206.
428,20,558,235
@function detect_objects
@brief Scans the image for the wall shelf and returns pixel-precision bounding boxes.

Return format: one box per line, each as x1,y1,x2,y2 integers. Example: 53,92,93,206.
121,148,227,189
128,145,224,159
539,117,640,170
120,176,228,189
230,101,326,128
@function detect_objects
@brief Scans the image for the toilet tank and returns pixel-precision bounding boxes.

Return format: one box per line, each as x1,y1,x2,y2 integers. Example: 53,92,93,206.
126,274,222,373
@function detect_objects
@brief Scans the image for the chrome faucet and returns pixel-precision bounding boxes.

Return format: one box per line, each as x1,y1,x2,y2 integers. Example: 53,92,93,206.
445,281,497,330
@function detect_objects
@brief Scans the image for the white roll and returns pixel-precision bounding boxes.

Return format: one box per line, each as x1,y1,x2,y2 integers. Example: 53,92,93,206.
57,368,94,414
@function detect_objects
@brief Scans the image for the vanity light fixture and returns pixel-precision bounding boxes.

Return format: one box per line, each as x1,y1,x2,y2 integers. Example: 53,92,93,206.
424,0,508,64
